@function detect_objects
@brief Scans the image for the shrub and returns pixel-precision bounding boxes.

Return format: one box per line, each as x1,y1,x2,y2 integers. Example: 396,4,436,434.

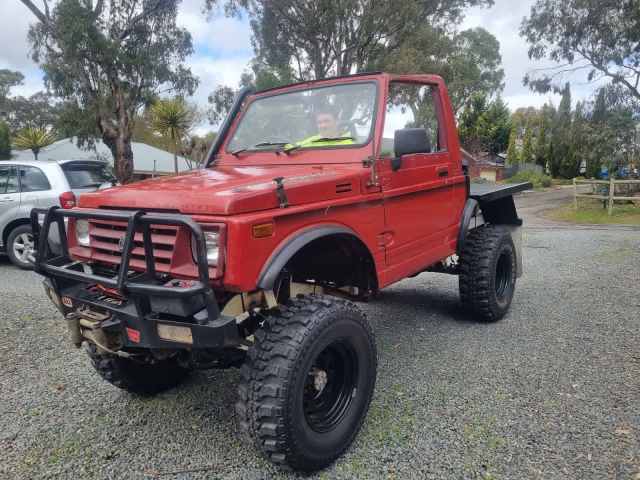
507,170,552,189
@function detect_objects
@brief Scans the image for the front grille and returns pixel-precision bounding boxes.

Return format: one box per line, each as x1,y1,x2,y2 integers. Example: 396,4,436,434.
88,219,177,273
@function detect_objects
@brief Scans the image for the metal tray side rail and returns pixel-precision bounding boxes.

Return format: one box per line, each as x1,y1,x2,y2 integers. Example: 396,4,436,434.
30,206,219,321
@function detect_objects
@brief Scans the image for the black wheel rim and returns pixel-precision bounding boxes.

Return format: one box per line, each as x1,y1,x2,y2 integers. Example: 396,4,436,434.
303,339,358,433
495,250,513,300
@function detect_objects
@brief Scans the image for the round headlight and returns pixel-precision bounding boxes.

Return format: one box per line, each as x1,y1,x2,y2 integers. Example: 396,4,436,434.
192,231,219,266
75,220,90,246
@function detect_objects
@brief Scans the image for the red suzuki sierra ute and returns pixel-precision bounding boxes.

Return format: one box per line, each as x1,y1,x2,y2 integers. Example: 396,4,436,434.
32,72,530,471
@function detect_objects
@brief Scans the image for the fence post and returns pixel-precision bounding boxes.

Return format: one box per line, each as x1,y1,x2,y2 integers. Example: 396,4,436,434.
573,177,578,209
607,176,615,216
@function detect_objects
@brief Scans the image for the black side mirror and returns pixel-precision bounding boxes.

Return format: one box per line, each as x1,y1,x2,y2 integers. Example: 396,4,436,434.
392,128,432,171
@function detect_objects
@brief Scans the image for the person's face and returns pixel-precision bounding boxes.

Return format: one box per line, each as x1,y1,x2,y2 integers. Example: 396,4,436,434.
316,112,339,138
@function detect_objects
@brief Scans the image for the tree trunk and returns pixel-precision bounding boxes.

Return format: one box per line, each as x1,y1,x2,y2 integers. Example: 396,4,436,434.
98,89,134,184
174,151,178,175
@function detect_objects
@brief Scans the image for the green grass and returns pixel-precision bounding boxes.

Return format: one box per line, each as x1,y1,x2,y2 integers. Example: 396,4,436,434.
547,199,640,225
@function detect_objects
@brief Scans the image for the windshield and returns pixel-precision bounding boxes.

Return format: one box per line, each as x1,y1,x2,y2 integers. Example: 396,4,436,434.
227,82,377,153
62,162,115,189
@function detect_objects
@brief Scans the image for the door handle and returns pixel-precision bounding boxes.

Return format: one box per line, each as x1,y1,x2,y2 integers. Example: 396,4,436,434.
436,166,449,177
0,198,16,203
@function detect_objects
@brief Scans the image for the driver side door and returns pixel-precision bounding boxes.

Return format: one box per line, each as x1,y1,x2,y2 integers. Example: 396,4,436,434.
378,82,456,280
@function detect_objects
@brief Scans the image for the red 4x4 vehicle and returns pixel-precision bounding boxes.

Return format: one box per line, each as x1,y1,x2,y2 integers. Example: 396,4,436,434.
32,72,529,471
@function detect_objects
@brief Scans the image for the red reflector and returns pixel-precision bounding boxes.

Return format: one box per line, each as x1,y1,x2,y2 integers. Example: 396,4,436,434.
126,327,141,343
59,191,76,209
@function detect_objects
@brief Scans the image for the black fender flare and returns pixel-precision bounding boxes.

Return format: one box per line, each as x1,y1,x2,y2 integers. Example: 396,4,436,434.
456,198,479,256
256,224,366,290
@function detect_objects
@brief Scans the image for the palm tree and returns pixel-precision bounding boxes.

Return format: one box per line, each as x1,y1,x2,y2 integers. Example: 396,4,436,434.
151,98,194,174
13,127,56,160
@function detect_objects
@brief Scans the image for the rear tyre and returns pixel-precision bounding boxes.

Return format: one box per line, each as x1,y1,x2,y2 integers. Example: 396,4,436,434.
6,224,34,270
86,343,190,395
459,225,517,322
236,295,377,472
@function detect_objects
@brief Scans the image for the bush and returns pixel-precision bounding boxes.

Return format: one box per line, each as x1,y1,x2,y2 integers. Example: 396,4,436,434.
507,170,552,189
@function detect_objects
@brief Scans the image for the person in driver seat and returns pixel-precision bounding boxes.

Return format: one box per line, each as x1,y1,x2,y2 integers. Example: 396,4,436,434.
295,107,354,148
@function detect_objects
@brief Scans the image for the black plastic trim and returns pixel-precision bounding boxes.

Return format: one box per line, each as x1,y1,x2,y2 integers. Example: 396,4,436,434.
256,225,360,290
456,198,479,255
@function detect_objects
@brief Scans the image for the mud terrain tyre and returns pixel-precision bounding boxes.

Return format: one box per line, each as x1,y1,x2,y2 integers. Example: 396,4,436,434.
86,343,189,395
459,225,517,322
236,295,377,472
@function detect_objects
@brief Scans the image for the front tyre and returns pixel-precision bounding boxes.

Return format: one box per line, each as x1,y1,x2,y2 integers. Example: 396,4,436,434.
236,295,377,472
86,343,190,395
459,225,517,322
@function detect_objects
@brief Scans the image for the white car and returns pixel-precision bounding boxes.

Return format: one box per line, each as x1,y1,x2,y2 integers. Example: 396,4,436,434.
0,159,114,268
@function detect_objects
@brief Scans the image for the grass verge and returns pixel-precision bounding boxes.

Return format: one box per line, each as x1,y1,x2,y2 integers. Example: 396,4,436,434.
546,199,640,225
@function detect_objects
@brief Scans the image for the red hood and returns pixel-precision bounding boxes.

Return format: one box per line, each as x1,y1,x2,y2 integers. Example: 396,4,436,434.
78,164,363,215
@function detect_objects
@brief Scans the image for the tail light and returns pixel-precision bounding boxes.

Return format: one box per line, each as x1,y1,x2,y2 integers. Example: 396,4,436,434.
59,191,76,209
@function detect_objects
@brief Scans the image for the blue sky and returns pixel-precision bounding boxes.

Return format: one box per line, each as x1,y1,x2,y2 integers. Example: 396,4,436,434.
1,0,609,128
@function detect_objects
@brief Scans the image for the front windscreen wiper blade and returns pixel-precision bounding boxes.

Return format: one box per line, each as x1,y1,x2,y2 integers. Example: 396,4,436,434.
310,136,354,143
232,141,293,156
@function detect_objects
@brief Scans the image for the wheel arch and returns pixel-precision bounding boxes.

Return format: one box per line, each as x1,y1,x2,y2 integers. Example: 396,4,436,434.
256,224,378,292
2,217,31,248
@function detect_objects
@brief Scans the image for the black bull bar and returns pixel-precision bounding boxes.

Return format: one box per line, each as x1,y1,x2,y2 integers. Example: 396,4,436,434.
30,206,239,349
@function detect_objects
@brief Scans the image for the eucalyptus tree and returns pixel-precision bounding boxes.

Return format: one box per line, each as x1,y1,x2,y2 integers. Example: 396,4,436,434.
521,0,640,101
19,0,198,183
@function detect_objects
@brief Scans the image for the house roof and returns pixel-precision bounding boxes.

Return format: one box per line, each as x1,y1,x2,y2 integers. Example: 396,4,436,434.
11,138,193,174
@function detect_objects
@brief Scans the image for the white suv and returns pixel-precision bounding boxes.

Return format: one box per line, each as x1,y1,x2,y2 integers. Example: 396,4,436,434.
0,159,114,268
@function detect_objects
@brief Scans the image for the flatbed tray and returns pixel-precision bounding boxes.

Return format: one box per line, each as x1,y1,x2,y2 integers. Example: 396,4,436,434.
469,182,532,203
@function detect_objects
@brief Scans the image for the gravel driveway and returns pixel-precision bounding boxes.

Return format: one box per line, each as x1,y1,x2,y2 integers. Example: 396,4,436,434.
1,195,639,479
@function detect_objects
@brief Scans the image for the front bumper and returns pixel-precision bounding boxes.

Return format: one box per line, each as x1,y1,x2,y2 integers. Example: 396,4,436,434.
31,206,240,350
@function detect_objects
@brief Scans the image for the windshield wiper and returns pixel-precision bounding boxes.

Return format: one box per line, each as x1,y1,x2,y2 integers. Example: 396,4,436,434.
311,136,354,143
232,141,293,156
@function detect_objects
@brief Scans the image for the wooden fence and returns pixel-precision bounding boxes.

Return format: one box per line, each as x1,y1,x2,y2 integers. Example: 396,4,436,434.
573,177,640,215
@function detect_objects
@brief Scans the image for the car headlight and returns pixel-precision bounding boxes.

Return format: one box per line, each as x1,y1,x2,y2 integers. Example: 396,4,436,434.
75,219,90,246
192,230,220,266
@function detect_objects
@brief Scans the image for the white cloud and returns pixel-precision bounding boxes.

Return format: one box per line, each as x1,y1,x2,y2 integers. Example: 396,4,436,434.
177,0,252,55
0,1,38,71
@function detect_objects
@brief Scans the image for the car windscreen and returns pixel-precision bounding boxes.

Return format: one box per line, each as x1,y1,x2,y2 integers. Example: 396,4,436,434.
227,82,377,153
62,163,114,189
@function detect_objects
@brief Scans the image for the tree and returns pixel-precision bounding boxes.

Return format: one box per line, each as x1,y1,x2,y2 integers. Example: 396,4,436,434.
380,26,504,114
548,83,572,177
521,0,640,101
13,126,56,160
0,122,11,159
216,0,493,82
459,94,511,156
534,111,549,168
5,92,60,134
151,98,195,174
20,0,198,183
506,128,519,166
458,93,488,154
0,69,24,104
181,132,217,169
521,123,534,165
